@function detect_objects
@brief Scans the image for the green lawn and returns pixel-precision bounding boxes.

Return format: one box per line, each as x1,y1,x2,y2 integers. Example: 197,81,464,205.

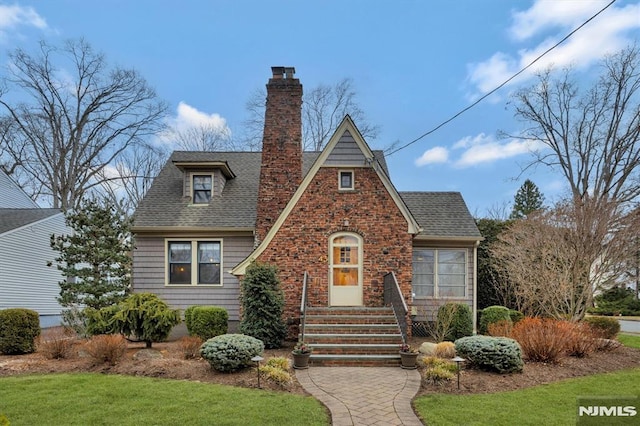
415,334,640,426
0,373,329,426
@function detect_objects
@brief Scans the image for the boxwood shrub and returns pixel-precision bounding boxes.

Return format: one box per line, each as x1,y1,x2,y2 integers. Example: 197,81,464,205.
479,305,512,334
0,308,41,355
437,302,473,341
455,335,524,373
187,306,228,340
200,333,264,372
583,316,620,339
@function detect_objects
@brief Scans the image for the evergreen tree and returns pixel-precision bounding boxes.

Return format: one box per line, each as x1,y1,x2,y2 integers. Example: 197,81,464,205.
510,179,544,219
50,198,132,327
239,261,286,349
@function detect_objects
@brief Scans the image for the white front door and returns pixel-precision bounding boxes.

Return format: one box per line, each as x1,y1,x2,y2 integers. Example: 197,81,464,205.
329,233,363,306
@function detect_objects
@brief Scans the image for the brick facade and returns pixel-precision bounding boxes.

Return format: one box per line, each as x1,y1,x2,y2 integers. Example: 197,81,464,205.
256,166,414,336
255,66,303,243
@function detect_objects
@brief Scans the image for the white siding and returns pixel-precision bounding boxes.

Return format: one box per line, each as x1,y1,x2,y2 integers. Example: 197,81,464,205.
132,235,254,321
0,214,66,316
0,170,38,208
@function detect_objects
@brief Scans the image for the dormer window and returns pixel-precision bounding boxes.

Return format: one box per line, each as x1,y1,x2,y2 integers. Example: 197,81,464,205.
339,170,354,190
193,175,212,203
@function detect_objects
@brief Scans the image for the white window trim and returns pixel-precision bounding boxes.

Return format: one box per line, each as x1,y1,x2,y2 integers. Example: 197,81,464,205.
412,248,467,299
191,173,214,204
338,169,355,191
165,238,223,286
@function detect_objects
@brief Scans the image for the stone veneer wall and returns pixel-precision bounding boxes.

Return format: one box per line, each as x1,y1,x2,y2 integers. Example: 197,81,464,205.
256,167,413,337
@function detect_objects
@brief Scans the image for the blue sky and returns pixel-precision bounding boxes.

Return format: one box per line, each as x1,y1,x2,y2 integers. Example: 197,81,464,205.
1,0,639,216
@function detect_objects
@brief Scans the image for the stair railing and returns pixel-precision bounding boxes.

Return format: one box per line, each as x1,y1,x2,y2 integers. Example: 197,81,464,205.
383,271,409,345
299,271,309,342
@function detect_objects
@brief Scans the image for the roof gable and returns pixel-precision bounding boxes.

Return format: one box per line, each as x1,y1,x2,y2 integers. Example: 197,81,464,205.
232,115,421,275
0,208,63,236
0,170,39,208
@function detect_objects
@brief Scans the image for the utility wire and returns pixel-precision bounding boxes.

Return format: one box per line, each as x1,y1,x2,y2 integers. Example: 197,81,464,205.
384,0,616,157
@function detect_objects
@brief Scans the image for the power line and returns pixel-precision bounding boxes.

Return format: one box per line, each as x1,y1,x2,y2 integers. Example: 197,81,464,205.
384,0,617,157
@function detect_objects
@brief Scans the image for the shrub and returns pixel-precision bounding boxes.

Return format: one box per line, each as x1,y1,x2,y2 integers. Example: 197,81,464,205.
487,320,513,337
265,356,291,371
583,316,620,339
434,341,456,359
84,334,127,365
589,287,640,316
564,321,596,358
38,327,76,359
455,335,524,373
239,262,286,348
419,356,458,373
479,306,512,334
508,309,524,324
187,306,228,340
177,336,203,360
424,365,455,385
437,303,473,341
184,306,199,334
0,308,41,355
258,357,293,388
110,293,181,348
200,333,264,372
85,305,120,336
511,317,572,363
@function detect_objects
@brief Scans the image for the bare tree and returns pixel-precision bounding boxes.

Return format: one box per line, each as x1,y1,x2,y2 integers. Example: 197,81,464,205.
491,201,638,320
0,38,167,210
241,78,381,151
165,122,236,152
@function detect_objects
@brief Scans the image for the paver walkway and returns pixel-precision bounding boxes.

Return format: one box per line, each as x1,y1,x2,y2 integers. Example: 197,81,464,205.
296,367,423,425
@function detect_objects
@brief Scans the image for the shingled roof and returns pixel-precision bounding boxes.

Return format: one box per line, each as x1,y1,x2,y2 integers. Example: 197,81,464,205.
133,150,480,240
0,208,62,235
400,192,482,239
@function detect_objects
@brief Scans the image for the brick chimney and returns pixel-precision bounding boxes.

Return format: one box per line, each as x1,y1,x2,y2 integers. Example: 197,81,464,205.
255,66,303,243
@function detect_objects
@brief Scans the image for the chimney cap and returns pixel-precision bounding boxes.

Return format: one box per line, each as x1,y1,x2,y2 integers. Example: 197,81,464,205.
271,66,296,79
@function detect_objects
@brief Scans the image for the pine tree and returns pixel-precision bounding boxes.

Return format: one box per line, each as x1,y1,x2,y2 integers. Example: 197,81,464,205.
50,198,132,327
510,179,545,219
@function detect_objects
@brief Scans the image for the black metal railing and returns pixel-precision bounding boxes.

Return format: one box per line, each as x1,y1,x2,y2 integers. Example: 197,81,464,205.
299,271,309,342
384,271,408,344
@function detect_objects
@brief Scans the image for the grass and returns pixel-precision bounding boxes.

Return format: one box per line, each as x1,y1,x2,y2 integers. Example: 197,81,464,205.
618,333,640,349
0,373,329,426
414,368,640,426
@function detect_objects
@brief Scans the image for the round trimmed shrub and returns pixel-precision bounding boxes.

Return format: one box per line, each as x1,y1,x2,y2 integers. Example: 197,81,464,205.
508,309,524,324
583,316,620,339
455,335,524,373
0,308,40,355
437,303,473,341
200,333,265,372
187,306,228,340
479,305,512,334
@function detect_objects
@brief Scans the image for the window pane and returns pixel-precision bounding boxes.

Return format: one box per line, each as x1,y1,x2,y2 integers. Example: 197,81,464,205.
194,190,211,203
333,235,358,245
340,172,353,189
169,243,191,262
414,284,434,297
193,176,212,190
413,250,434,263
439,250,465,263
199,263,220,284
439,285,465,298
334,246,358,265
199,242,220,263
333,267,358,286
169,264,191,284
438,263,465,274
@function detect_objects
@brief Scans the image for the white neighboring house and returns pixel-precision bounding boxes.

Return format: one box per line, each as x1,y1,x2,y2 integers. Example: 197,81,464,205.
0,170,68,327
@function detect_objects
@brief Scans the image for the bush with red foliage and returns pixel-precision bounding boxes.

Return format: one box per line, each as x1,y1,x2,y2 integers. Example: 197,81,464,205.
84,334,127,365
511,317,571,363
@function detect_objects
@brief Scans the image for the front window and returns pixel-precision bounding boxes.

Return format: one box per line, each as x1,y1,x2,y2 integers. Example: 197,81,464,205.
412,249,466,298
193,175,212,204
167,240,221,285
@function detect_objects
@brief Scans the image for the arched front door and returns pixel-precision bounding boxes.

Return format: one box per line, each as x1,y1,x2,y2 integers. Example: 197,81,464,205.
329,233,363,306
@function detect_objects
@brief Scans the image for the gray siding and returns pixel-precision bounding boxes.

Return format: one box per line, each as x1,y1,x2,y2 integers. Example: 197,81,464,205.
132,234,254,321
0,171,39,208
324,130,368,166
410,246,475,322
0,214,66,316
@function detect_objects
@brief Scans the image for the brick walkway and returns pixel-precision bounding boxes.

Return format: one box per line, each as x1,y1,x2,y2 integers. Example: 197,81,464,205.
296,367,423,425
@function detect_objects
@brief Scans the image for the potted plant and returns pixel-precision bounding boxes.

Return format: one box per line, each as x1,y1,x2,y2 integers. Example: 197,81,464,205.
399,343,419,369
292,341,312,369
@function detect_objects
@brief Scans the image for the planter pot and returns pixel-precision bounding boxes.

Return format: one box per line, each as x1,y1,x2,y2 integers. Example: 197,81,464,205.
399,351,419,369
292,352,311,369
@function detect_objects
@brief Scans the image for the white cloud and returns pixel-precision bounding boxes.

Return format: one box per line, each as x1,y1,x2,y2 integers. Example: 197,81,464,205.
466,0,640,97
452,133,544,167
158,101,232,146
0,5,47,42
415,146,449,166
